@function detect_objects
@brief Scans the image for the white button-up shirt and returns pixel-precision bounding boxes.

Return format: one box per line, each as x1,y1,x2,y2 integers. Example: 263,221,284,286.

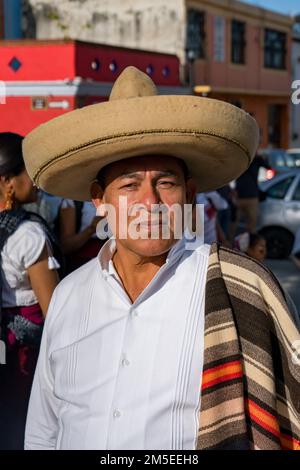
25,236,210,450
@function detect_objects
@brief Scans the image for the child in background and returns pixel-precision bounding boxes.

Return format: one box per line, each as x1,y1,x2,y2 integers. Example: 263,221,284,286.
234,232,267,262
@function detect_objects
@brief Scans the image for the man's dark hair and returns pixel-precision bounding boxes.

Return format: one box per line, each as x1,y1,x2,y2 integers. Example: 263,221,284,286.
96,156,190,189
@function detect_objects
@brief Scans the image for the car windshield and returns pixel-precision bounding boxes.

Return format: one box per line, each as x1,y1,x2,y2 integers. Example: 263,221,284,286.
270,151,287,168
286,152,300,168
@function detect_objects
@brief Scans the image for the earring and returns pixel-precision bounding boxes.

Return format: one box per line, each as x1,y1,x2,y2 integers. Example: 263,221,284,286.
4,187,15,210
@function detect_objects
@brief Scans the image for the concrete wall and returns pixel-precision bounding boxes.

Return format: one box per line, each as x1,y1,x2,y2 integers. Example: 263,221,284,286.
28,0,186,61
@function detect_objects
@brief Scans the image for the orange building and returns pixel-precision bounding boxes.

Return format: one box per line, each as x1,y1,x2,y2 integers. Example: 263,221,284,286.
186,0,293,149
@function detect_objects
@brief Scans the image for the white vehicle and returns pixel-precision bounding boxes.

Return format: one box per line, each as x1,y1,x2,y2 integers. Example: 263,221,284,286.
258,170,300,258
287,148,300,167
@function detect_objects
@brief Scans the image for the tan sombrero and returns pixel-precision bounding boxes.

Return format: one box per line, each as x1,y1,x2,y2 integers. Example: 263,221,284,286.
23,66,259,201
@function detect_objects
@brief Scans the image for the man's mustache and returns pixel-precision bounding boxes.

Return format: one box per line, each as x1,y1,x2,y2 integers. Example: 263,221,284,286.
127,203,170,226
131,215,168,227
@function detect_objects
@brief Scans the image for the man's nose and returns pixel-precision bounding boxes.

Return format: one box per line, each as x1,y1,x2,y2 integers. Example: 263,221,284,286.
140,183,161,209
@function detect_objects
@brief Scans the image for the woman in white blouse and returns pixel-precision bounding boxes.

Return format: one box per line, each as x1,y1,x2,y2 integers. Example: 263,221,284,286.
0,133,60,450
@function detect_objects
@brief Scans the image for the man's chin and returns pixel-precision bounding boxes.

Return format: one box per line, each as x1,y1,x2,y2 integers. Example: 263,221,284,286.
124,237,178,258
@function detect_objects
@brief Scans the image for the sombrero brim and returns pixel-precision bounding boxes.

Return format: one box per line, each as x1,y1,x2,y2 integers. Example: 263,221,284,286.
23,95,259,201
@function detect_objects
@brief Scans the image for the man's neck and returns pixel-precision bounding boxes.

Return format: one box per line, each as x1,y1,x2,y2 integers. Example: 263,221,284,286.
112,243,169,304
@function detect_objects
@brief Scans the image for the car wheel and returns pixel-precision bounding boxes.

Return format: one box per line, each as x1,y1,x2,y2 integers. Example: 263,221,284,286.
259,227,294,259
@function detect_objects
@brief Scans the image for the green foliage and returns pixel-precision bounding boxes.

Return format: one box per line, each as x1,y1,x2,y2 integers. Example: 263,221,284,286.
45,10,60,21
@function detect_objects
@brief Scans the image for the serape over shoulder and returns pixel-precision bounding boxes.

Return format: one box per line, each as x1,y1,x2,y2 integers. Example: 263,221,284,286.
197,243,300,450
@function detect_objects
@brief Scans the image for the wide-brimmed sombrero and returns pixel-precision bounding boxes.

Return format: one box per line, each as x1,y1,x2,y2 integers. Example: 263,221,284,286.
23,66,259,201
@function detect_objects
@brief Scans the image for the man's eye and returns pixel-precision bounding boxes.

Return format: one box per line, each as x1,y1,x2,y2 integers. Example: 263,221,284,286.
121,183,138,189
158,181,175,187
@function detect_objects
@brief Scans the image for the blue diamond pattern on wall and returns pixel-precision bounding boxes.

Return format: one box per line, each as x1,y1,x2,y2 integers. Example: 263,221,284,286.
8,57,22,72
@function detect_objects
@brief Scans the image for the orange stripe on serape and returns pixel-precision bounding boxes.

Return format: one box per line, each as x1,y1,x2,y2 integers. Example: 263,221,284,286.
246,399,280,438
280,434,300,450
202,360,243,391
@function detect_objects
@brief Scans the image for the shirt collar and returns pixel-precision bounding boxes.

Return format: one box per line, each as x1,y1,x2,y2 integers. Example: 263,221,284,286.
98,235,189,278
98,237,117,274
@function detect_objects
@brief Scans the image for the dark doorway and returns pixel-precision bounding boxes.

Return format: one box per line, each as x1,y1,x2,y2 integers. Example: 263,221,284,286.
268,104,282,147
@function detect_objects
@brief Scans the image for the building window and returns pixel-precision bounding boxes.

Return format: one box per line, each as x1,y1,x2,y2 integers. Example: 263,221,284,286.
91,59,100,71
268,104,283,146
162,66,170,77
186,9,206,60
146,64,154,75
264,29,286,70
109,60,118,73
231,20,246,64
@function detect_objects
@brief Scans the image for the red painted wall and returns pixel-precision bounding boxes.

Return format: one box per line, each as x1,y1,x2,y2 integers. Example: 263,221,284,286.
0,96,76,135
0,40,181,136
0,41,75,81
75,42,180,86
0,40,180,85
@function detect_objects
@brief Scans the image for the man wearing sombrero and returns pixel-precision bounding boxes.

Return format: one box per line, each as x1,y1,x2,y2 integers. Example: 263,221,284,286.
23,67,300,450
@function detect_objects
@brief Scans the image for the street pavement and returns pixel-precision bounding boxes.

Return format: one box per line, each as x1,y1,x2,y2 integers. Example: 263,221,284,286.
266,258,300,312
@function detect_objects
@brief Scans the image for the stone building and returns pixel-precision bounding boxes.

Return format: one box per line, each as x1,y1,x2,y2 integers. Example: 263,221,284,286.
27,0,186,61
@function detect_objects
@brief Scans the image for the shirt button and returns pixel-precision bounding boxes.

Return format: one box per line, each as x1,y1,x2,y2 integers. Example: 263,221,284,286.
113,409,121,418
121,356,130,367
132,309,139,317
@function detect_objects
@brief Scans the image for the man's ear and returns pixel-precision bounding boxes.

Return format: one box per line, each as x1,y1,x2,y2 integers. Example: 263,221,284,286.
90,181,107,216
185,177,197,205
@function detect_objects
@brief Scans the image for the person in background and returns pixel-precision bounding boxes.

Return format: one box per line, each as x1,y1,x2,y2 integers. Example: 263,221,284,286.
196,191,229,245
0,133,60,450
216,184,234,239
235,154,270,233
24,190,62,232
58,199,106,273
234,232,266,262
246,233,267,262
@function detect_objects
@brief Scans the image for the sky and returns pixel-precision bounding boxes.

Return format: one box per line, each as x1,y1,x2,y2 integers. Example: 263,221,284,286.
241,0,300,15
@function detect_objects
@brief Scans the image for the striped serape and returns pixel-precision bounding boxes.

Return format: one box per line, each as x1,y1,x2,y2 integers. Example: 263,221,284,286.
197,243,300,450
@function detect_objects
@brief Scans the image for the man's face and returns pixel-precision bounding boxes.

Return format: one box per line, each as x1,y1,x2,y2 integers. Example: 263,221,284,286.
91,155,196,258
